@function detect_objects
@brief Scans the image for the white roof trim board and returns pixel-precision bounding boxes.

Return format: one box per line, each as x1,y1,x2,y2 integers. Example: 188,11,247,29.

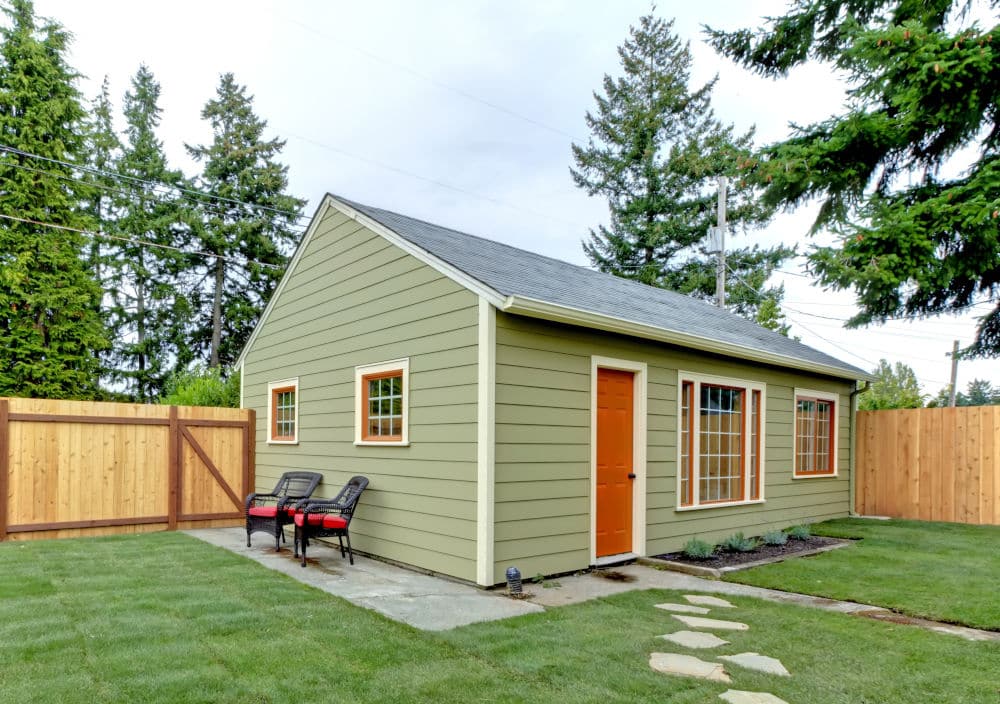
236,195,872,382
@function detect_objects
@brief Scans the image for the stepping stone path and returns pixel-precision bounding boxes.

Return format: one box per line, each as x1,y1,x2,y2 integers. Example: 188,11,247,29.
684,594,736,608
672,614,750,631
649,653,731,682
719,652,791,677
649,593,792,701
654,602,712,614
659,630,729,649
719,690,790,704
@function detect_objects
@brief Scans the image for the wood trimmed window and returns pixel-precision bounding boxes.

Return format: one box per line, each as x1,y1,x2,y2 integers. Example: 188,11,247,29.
355,359,409,446
794,389,838,477
678,372,766,509
267,378,299,444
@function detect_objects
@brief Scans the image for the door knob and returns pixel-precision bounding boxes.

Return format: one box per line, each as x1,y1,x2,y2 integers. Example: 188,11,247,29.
627,472,636,479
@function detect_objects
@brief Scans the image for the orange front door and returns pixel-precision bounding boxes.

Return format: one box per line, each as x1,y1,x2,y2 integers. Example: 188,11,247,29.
596,367,634,557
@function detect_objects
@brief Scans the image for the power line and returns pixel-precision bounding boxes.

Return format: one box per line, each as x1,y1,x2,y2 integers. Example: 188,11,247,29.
282,17,587,144
0,213,284,270
0,144,311,226
1,157,307,237
282,130,592,230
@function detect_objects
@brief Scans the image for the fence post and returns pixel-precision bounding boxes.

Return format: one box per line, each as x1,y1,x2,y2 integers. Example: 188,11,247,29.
167,406,179,530
244,409,255,500
0,399,8,541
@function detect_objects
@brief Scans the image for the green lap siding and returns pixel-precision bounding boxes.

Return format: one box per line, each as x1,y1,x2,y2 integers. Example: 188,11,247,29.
491,312,855,583
242,209,480,582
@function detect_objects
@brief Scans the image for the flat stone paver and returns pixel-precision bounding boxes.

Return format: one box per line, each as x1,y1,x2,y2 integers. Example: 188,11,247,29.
685,594,735,608
659,630,729,649
719,652,791,676
673,614,750,631
185,527,542,630
654,602,711,614
719,690,790,704
649,653,731,682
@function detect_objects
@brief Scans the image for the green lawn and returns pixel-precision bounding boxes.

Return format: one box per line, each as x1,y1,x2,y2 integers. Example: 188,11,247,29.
724,518,1000,630
1,532,997,703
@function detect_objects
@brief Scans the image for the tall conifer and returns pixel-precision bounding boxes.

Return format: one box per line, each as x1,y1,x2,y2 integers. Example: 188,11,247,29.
0,0,107,398
186,73,304,368
572,13,792,320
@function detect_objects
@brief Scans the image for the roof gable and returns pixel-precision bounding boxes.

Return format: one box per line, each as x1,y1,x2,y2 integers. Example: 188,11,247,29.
237,195,871,381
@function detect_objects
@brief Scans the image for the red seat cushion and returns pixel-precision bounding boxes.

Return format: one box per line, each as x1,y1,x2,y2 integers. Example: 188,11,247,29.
294,512,325,527
322,515,347,530
293,512,348,529
249,506,296,518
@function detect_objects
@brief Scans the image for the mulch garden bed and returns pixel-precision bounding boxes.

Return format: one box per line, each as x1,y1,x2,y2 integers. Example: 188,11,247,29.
653,535,844,570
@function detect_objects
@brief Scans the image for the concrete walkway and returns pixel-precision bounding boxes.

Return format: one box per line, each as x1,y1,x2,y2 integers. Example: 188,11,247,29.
187,528,999,641
186,528,542,630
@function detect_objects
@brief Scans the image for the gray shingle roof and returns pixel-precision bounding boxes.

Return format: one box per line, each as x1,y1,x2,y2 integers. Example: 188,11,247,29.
335,195,869,380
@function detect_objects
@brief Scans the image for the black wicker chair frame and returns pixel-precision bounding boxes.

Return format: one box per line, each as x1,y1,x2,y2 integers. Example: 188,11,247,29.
245,471,322,551
294,475,369,567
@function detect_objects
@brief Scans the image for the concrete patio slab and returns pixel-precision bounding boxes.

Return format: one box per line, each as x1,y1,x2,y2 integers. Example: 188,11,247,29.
186,527,542,631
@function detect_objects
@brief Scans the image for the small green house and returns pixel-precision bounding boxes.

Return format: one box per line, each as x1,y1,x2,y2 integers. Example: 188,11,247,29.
236,195,872,586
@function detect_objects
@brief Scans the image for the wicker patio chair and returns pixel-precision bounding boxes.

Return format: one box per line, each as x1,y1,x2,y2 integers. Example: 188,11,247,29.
293,475,369,567
245,471,323,551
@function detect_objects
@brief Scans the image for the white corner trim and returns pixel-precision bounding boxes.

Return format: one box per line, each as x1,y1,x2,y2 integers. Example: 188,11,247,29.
266,377,299,445
354,358,410,445
328,196,507,309
675,371,767,509
504,295,873,382
475,298,497,586
239,361,245,410
792,387,840,478
590,356,647,566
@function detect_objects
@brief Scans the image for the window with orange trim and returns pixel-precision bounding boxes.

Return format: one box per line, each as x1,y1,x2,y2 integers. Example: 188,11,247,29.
678,373,766,508
355,359,409,445
794,389,838,477
267,378,299,444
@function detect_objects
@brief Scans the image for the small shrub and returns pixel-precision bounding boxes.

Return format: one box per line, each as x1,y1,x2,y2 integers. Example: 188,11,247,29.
721,532,758,553
786,524,812,540
161,366,241,408
682,538,715,560
761,530,788,546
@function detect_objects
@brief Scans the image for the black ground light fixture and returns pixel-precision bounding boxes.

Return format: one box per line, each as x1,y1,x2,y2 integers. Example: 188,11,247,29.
505,566,522,595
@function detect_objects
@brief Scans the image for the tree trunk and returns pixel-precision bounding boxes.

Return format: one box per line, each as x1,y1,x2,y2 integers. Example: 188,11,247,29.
136,276,146,402
210,256,224,368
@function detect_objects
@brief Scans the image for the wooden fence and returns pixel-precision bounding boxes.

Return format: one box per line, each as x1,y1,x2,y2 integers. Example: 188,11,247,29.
856,406,1000,525
0,397,254,541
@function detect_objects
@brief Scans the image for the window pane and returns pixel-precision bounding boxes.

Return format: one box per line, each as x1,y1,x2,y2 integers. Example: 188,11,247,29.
379,399,390,415
391,376,402,395
368,379,379,397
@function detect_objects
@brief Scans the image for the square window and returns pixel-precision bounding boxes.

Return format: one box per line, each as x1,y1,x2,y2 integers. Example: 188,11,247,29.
355,359,409,445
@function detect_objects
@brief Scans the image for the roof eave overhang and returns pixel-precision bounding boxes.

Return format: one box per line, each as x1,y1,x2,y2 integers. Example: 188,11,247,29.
502,295,875,382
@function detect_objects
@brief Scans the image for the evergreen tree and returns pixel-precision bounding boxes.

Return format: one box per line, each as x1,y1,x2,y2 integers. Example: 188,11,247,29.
80,76,122,394
186,73,304,368
571,13,792,320
0,0,108,398
110,65,193,401
928,378,1000,407
858,358,924,410
708,1,1000,357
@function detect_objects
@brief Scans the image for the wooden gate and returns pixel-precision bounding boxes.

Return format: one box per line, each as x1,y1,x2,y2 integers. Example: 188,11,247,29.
0,397,255,541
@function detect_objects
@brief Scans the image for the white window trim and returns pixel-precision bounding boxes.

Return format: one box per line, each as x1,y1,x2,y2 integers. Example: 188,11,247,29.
675,371,767,510
590,356,647,566
354,358,410,446
267,377,299,445
792,387,840,478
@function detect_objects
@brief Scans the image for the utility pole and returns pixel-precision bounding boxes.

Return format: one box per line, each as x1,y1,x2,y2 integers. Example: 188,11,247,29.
947,339,960,407
715,175,727,308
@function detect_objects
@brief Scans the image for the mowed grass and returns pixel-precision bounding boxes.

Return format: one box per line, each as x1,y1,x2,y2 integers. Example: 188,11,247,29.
1,532,997,704
724,518,1000,630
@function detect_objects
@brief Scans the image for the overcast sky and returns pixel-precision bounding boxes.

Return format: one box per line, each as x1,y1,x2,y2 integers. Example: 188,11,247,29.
33,0,997,394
